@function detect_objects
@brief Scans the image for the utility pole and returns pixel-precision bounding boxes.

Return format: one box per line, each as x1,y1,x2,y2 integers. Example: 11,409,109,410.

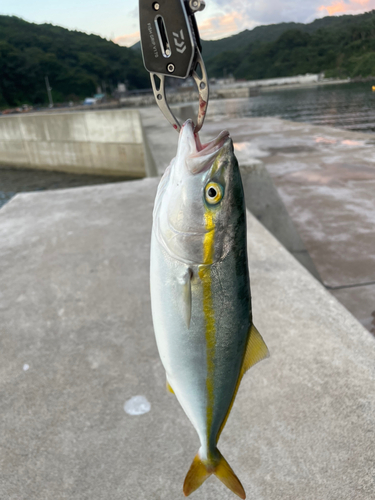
45,76,53,108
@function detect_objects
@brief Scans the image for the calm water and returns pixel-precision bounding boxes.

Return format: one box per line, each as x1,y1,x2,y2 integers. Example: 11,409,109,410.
208,82,375,133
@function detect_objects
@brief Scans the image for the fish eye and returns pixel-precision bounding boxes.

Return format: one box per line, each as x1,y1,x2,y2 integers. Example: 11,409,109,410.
205,182,223,205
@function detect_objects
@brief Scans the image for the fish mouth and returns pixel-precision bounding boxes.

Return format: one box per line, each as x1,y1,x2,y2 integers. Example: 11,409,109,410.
192,129,230,156
181,120,230,174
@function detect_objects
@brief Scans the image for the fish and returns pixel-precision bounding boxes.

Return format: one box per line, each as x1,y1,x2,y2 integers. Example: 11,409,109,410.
150,119,269,498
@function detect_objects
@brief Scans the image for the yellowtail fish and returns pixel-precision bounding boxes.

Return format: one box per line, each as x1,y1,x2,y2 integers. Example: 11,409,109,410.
150,120,269,498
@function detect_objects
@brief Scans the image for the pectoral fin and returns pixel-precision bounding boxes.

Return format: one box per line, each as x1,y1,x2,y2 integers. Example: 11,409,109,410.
166,380,175,394
179,268,193,328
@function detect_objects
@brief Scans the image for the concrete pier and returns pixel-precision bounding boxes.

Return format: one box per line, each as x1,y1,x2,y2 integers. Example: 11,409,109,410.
0,109,156,177
0,179,374,499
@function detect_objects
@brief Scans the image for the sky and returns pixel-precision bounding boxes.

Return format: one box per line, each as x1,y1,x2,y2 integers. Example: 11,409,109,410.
1,0,375,46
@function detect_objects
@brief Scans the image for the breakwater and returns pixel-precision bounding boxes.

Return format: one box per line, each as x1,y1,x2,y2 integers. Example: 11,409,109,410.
0,109,156,177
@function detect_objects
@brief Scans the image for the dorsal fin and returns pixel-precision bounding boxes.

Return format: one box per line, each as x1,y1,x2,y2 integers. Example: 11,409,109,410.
240,324,269,376
216,323,269,442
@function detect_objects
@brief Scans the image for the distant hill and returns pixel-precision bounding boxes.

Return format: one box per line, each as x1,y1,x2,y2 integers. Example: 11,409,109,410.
206,10,375,80
131,25,308,58
0,16,149,107
132,11,375,61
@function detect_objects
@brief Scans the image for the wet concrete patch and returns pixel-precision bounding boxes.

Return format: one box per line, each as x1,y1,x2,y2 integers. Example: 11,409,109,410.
276,180,375,287
331,284,375,336
267,145,317,155
285,163,375,185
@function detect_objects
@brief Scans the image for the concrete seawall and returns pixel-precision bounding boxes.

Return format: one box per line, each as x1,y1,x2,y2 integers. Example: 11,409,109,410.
0,109,156,177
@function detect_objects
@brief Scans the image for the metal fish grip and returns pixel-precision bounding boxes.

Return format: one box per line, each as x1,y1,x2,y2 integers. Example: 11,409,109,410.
139,0,209,133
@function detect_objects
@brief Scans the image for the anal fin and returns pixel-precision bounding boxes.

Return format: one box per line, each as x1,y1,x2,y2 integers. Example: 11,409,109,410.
216,323,269,442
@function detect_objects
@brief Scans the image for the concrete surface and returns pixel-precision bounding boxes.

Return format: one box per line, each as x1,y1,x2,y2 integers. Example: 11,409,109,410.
0,109,152,177
240,162,321,281
139,107,178,171
330,285,375,335
1,179,374,500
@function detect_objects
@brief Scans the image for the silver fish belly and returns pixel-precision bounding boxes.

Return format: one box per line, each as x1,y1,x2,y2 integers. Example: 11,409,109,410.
150,120,269,499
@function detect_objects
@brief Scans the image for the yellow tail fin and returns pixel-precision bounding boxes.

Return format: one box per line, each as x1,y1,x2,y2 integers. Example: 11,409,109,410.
183,449,246,499
215,452,246,499
183,454,211,496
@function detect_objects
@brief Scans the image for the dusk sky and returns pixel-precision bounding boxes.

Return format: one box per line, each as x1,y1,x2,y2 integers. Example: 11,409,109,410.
1,0,375,46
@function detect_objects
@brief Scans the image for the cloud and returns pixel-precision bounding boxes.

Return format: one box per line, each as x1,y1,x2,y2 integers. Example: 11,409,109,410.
210,0,324,25
198,12,258,39
318,0,375,15
113,11,254,46
113,30,140,47
210,0,375,27
113,0,375,48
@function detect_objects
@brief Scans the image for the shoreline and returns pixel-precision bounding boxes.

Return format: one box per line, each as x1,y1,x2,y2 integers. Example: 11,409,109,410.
0,78,358,116
259,78,351,93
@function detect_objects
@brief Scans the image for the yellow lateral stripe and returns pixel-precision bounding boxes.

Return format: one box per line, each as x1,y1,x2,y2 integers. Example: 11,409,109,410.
199,209,216,446
199,265,215,437
202,212,215,265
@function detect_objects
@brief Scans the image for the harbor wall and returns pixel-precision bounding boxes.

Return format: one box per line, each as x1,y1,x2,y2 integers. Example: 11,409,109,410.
215,73,321,88
0,109,156,177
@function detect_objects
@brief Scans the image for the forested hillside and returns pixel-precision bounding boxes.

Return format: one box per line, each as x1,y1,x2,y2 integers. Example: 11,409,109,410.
0,16,148,107
206,10,375,79
197,14,364,61
132,10,375,62
2,11,375,108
